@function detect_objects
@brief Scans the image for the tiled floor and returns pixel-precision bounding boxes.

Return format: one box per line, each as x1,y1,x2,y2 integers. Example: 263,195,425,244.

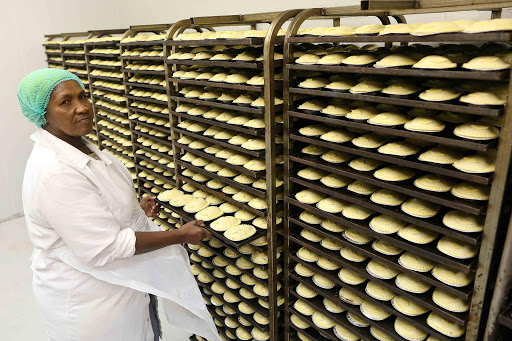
0,216,191,341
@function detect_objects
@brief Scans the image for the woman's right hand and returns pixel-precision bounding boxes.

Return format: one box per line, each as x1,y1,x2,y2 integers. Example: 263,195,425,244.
179,220,211,245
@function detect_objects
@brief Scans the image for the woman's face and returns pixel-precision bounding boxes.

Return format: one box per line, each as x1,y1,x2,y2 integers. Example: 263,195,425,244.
45,80,93,137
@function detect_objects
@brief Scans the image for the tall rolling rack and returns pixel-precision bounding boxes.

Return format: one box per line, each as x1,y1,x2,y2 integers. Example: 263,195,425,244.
60,32,92,98
120,24,181,231
283,5,512,341
84,29,138,185
164,11,300,341
43,34,65,69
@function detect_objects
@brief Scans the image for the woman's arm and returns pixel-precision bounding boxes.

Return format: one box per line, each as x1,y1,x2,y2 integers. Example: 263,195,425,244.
134,220,211,255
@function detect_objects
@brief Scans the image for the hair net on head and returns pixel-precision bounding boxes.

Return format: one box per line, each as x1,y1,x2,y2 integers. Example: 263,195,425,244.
17,68,85,127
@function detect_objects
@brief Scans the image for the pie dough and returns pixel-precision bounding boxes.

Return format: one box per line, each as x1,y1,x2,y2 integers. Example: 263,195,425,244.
463,56,510,71
352,133,388,149
234,210,256,221
320,173,351,189
431,264,475,287
339,287,364,306
244,159,266,171
301,229,322,242
343,228,374,245
317,257,341,270
294,299,315,316
167,194,194,208
395,273,431,294
413,55,457,69
374,166,416,182
427,313,465,338
296,283,317,298
295,263,315,277
360,301,391,321
432,288,470,313
347,312,370,327
300,211,323,225
342,205,374,220
382,82,421,96
453,153,495,173
375,54,417,68
367,260,400,280
223,224,256,241
394,318,427,341
404,116,445,133
378,141,419,157
299,78,329,89
368,112,410,126
454,123,500,140
451,182,490,200
370,326,395,341
340,247,367,263
297,247,319,262
295,189,325,204
437,236,479,259
369,214,407,234
365,281,396,302
355,24,385,35
397,224,439,244
312,273,336,289
320,238,343,251
418,146,463,165
321,150,353,164
463,18,512,33
414,174,457,192
401,198,440,218
317,197,348,214
296,54,321,65
321,219,345,233
419,88,462,102
338,268,366,285
298,167,328,181
317,53,347,65
302,144,328,156
392,296,428,316
183,198,209,213
349,157,382,172
320,129,355,143
333,324,359,341
412,21,464,36
350,80,386,93
323,298,345,314
372,240,403,256
379,23,416,35
342,54,377,66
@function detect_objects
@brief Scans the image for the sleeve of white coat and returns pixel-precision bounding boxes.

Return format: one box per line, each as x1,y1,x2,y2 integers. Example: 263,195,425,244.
37,169,136,267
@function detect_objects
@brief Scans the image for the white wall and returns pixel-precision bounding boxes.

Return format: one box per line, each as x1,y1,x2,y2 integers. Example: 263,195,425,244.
0,0,508,221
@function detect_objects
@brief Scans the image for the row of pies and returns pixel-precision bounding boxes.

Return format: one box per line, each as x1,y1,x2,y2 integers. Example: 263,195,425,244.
169,49,282,62
90,69,123,78
97,112,129,126
297,96,502,129
138,168,175,182
48,57,63,62
92,90,125,103
127,75,166,87
89,59,121,66
120,34,166,43
89,48,120,55
174,29,286,41
128,89,168,102
99,129,132,147
175,103,283,129
93,80,125,91
86,36,121,44
297,162,490,201
296,49,511,71
297,18,512,36
63,49,85,55
134,125,169,139
131,113,170,128
95,99,128,114
179,86,283,107
176,118,282,151
298,125,497,173
291,263,466,339
295,183,485,233
121,48,163,57
100,139,131,158
124,62,165,71
296,76,507,106
130,101,169,114
97,120,130,137
45,48,61,53
172,68,281,86
102,146,134,167
48,65,64,69
135,147,174,168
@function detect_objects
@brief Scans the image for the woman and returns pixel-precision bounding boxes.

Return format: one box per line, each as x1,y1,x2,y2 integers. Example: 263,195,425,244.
18,68,219,341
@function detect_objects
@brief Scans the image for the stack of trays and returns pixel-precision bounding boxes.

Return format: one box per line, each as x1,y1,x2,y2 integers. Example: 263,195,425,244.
61,38,90,96
284,19,508,341
121,30,173,212
166,27,286,339
43,38,64,69
85,34,131,167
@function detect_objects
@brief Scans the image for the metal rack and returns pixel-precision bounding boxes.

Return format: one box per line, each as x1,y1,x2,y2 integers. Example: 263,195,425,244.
283,5,512,341
84,29,135,174
164,11,301,341
42,33,65,69
119,24,175,208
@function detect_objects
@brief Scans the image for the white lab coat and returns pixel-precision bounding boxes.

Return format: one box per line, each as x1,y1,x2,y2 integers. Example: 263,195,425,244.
22,129,219,341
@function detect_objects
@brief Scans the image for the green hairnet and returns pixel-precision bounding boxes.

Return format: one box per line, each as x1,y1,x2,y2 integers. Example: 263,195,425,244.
17,68,85,127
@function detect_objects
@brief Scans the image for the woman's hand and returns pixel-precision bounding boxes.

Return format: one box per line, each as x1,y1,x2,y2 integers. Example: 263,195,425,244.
140,195,160,217
179,220,211,245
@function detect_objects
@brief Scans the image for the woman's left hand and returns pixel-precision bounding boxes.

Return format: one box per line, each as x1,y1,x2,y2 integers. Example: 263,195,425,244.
140,195,160,217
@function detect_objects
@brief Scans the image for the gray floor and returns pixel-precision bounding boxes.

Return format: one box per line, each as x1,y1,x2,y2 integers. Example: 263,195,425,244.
0,216,191,341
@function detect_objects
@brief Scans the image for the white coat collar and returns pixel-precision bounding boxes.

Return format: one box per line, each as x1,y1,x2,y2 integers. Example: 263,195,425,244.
31,129,112,169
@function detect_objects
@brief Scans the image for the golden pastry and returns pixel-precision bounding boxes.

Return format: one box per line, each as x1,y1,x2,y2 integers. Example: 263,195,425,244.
413,55,457,69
